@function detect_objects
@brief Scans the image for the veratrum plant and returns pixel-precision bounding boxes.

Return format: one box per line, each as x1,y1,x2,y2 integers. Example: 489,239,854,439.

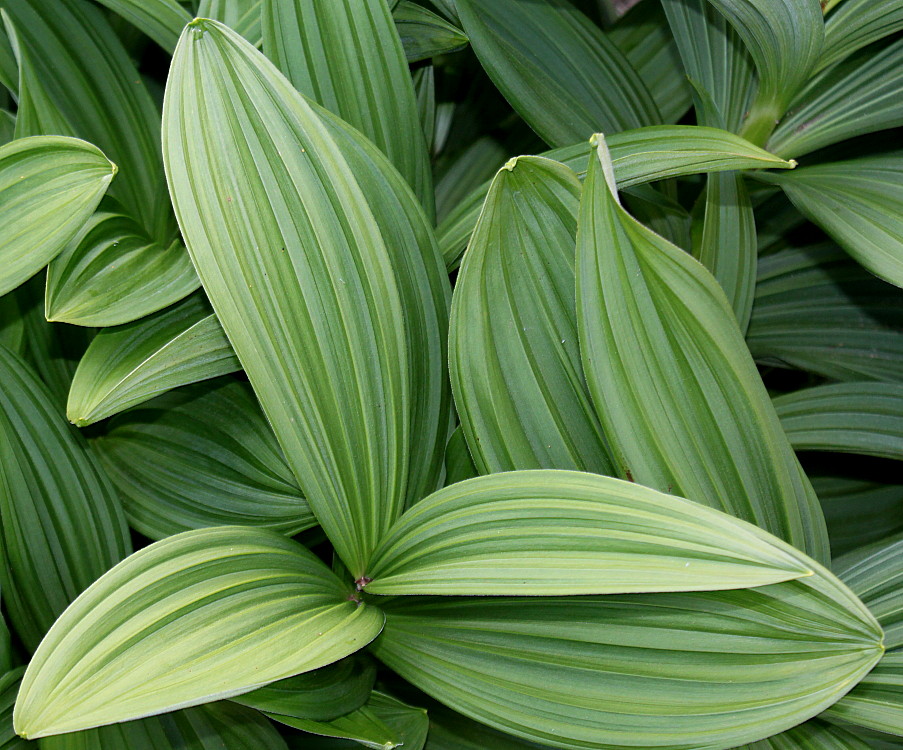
0,0,902,749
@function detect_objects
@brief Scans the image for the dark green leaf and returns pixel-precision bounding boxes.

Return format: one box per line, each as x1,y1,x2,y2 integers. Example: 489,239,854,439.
820,0,903,71
443,425,476,486
89,0,191,53
393,1,467,63
813,475,903,558
741,720,871,749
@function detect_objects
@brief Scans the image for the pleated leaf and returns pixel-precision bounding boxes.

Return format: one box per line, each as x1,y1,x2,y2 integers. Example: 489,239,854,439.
449,157,613,476
261,0,433,214
365,469,814,596
769,36,903,159
747,244,903,383
820,0,903,72
92,379,315,540
438,124,795,268
198,0,263,45
425,704,554,750
741,720,871,749
0,135,115,297
0,344,130,652
371,565,883,750
774,383,903,462
163,20,411,576
67,293,238,426
394,1,467,63
813,475,903,557
90,0,191,53
758,155,903,288
14,527,385,739
0,669,27,750
454,0,660,149
234,656,376,722
576,136,829,563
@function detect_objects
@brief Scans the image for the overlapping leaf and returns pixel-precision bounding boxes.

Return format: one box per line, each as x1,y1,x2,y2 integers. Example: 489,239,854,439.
820,0,903,71
813,475,903,557
91,0,191,53
394,1,467,63
0,136,115,296
67,293,238,426
576,136,828,562
0,344,130,652
0,669,26,750
741,721,871,749
14,527,385,739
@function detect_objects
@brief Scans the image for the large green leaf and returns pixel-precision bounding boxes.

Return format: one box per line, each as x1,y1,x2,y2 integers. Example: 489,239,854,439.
820,0,903,72
371,564,883,750
0,669,28,750
454,0,660,149
769,36,903,159
576,135,828,563
393,1,467,63
774,383,903,462
234,656,376,722
365,469,814,596
757,155,903,288
438,124,795,268
425,703,553,750
0,344,130,652
92,379,315,540
261,0,433,214
813,475,903,558
163,20,413,576
268,692,428,750
90,0,191,53
0,135,115,297
747,244,903,383
449,157,613,476
741,720,871,749
198,0,263,45
67,293,238,426
14,527,385,739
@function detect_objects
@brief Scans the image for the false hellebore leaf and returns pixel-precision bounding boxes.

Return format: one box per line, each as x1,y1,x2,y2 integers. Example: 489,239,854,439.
576,135,829,564
0,135,115,297
13,527,385,739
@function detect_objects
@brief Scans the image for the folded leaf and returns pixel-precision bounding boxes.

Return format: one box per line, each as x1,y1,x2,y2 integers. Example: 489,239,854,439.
774,383,903,461
93,379,315,540
44,202,200,327
90,0,191,53
366,469,814,596
820,0,903,71
576,135,828,563
0,135,115,297
163,20,412,576
813,475,903,557
393,1,467,63
747,244,903,383
0,344,130,652
757,155,903,288
234,656,376,722
67,293,238,426
455,0,659,149
371,566,883,750
449,157,613,476
741,720,871,749
14,527,385,739
261,0,433,214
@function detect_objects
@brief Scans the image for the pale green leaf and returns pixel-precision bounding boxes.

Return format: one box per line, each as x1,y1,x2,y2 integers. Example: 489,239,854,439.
576,136,828,563
820,0,903,71
0,135,115,297
393,1,467,63
449,157,614,476
92,379,315,540
67,293,238,426
366,469,814,596
261,0,433,215
813,475,903,558
454,0,660,149
14,527,385,739
90,0,191,53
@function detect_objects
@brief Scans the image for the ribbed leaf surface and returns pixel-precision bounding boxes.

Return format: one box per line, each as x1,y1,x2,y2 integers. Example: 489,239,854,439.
394,1,467,63
814,475,903,557
0,669,26,750
14,527,385,739
820,0,903,71
0,135,115,296
576,136,828,563
90,0,191,53
741,720,871,749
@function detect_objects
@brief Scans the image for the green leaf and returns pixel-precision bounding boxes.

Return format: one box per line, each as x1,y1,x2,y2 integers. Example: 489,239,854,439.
438,124,795,269
705,0,824,143
747,244,903,383
769,36,903,159
38,702,288,750
366,469,814,596
576,135,828,563
371,566,883,750
425,703,553,750
0,135,116,297
268,692,428,750
92,379,315,540
0,669,28,750
14,527,385,739
163,20,413,576
449,157,614,476
44,202,200,327
89,0,191,53
198,0,263,45
774,383,903,462
813,475,903,558
442,426,477,487
393,1,467,63
758,155,903,288
823,653,903,738
454,0,660,149
261,0,434,215
434,137,507,224
234,656,376,722
820,0,903,72
740,720,871,749
0,293,23,357
0,344,130,652
67,293,238,426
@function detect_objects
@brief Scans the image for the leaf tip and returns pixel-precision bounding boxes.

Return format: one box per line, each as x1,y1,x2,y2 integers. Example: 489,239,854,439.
186,17,216,38
502,156,520,172
590,133,620,206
